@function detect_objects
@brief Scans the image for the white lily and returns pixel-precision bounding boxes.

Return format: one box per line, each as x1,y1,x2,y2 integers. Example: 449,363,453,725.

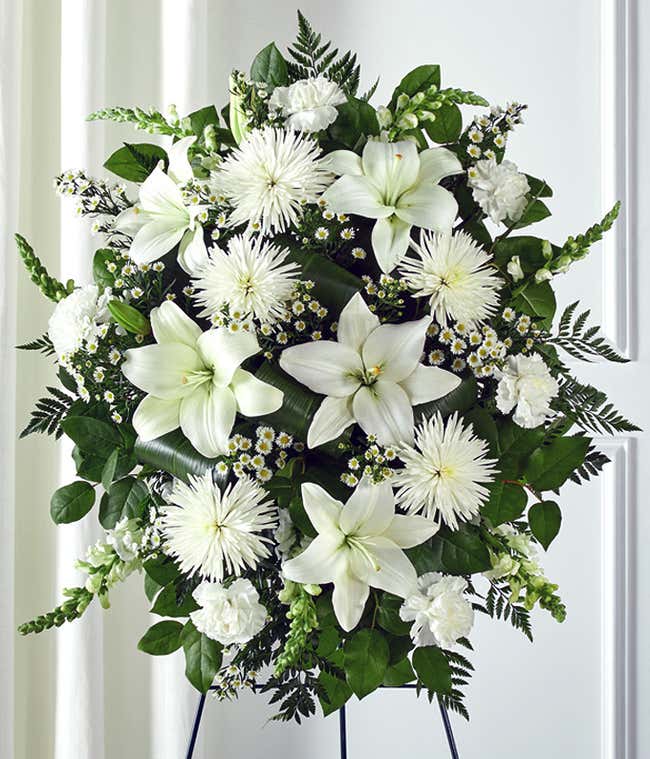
122,301,283,457
279,292,460,447
321,140,462,273
282,479,438,632
115,136,209,274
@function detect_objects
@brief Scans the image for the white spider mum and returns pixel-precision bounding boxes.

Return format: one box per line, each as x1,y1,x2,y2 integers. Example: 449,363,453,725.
215,127,332,233
192,234,301,324
161,472,278,582
399,231,502,326
393,413,496,530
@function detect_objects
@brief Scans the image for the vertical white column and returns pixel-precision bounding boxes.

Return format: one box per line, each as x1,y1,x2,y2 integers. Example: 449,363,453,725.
0,0,21,756
151,3,209,758
56,2,107,758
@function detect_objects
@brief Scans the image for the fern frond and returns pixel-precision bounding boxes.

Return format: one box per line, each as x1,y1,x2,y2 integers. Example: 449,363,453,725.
569,446,610,484
551,301,628,363
16,334,54,356
555,377,640,434
20,386,74,439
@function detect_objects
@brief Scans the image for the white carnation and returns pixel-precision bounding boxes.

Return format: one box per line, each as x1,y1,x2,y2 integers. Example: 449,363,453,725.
400,573,474,648
468,158,530,225
190,578,267,646
47,284,111,361
269,76,347,132
495,353,559,428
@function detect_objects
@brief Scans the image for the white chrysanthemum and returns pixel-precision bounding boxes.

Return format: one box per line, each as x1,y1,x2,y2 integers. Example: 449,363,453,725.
467,158,530,224
269,76,347,132
190,577,267,646
161,472,278,582
399,572,474,648
215,127,332,233
192,234,300,324
399,231,503,326
495,353,559,428
47,284,111,361
394,413,496,529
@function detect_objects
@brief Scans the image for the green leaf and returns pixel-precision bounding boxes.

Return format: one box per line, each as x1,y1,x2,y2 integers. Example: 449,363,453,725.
144,573,163,603
99,476,149,529
104,143,167,182
412,646,452,694
481,481,527,527
186,105,219,137
72,445,136,484
514,199,551,229
495,419,544,479
415,375,478,425
391,65,440,106
101,448,120,492
144,554,180,586
525,175,553,198
329,97,379,149
288,493,317,538
383,657,415,687
409,524,491,575
318,670,352,716
151,583,200,617
528,500,562,550
134,429,223,482
512,281,556,321
107,299,151,335
50,480,95,524
181,621,223,692
137,620,183,656
61,416,121,457
424,103,462,143
343,629,390,699
493,236,548,273
525,436,590,491
250,42,289,87
93,249,115,290
463,406,499,457
377,593,411,636
316,626,340,658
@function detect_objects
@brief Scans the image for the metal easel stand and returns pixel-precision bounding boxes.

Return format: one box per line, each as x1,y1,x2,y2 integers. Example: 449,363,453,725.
185,683,460,759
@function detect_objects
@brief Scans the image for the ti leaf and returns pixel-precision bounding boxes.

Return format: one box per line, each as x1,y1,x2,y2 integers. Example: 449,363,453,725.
250,42,289,87
134,429,223,482
99,476,149,529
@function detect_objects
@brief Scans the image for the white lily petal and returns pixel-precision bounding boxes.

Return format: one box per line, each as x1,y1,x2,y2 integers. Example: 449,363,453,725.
139,163,188,217
321,149,363,176
279,340,363,397
179,384,236,457
332,567,370,632
129,219,186,265
361,140,419,201
178,225,209,275
122,343,203,399
337,292,380,352
197,329,259,386
395,183,458,232
300,482,343,534
400,364,462,405
321,175,393,219
230,368,283,417
167,135,196,184
362,536,418,597
418,146,463,184
282,533,346,585
352,379,414,446
114,206,146,236
371,216,412,273
307,396,355,449
362,315,430,383
150,300,202,347
340,479,395,537
132,395,181,441
383,514,439,549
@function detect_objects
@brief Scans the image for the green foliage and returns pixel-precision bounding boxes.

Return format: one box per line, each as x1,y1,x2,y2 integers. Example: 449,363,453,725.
552,301,628,363
61,416,122,457
287,11,361,96
134,429,222,482
528,500,562,550
138,620,184,655
99,476,149,529
424,103,462,143
16,334,54,355
511,280,556,322
376,593,411,636
493,419,545,479
513,199,551,229
569,446,610,484
343,628,390,699
50,481,95,524
16,234,73,302
483,583,533,641
328,97,379,149
150,583,199,618
412,646,452,694
87,106,186,137
414,375,478,424
318,670,352,715
250,42,289,87
391,64,441,104
104,143,167,182
18,586,93,635
20,385,73,439
107,299,151,335
525,435,590,492
555,378,639,435
481,481,528,527
408,524,491,575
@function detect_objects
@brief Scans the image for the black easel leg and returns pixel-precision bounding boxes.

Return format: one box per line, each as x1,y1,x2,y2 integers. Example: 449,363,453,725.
339,705,347,759
185,693,207,759
437,698,460,759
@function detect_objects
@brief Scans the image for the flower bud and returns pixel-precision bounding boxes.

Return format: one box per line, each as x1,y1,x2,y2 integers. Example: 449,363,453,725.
398,112,419,130
396,93,410,109
534,268,553,283
542,239,553,260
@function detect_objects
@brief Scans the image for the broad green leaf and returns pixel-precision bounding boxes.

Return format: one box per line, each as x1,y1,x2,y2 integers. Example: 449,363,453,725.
514,199,552,229
424,103,462,143
289,493,317,538
464,406,499,457
412,646,452,694
93,249,115,290
134,429,223,482
50,480,95,524
329,97,379,149
104,143,166,182
528,500,562,550
72,445,136,484
493,236,547,273
144,574,163,603
481,481,527,527
61,416,121,457
343,629,390,699
99,476,149,529
383,657,416,687
408,524,491,575
525,175,553,197
391,65,441,106
181,621,223,692
316,627,340,658
151,583,200,617
315,592,337,629
144,554,180,586
376,593,411,636
186,105,219,137
415,375,478,424
495,419,544,479
101,448,120,492
138,620,183,655
318,670,352,716
511,281,556,321
250,42,288,87
526,436,590,491
108,299,151,335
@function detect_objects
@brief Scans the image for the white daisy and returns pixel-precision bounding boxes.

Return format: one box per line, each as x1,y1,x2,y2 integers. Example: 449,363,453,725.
399,231,502,326
393,413,496,530
161,472,278,582
215,127,332,233
192,234,301,324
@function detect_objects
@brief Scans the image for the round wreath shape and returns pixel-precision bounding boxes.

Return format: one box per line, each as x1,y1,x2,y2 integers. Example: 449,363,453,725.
18,12,636,722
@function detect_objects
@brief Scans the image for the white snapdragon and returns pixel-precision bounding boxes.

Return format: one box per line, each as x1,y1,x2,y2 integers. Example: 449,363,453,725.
506,255,524,282
47,284,111,362
105,517,143,563
190,578,267,646
269,76,347,132
468,158,530,225
495,353,559,428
